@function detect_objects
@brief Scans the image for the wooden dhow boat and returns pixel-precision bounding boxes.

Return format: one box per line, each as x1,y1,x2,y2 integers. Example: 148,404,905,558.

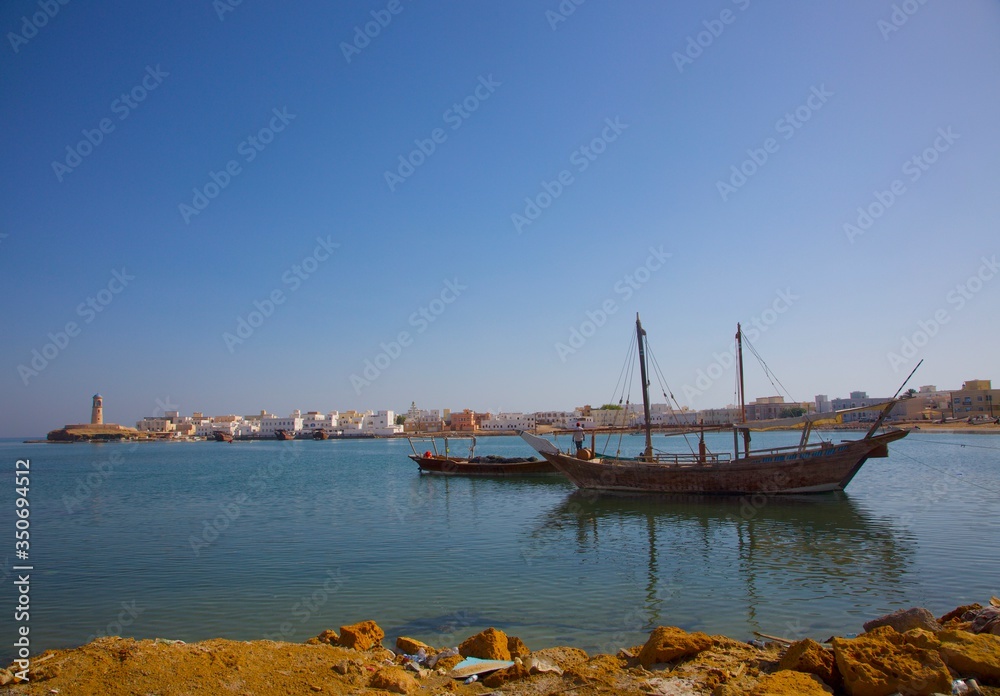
520,315,911,495
407,436,557,476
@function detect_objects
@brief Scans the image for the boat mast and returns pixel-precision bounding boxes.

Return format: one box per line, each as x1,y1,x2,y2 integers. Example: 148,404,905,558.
636,314,654,461
737,323,746,424
736,323,750,457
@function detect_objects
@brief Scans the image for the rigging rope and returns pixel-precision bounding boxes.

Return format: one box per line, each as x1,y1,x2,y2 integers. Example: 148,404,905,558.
895,437,1000,451
644,337,698,456
889,447,1000,495
742,334,795,403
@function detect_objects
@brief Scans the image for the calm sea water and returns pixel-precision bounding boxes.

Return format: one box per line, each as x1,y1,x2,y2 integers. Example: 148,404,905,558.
1,431,998,663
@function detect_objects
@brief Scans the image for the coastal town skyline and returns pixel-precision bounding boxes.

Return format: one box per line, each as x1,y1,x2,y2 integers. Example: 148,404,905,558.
3,2,999,438
30,374,999,441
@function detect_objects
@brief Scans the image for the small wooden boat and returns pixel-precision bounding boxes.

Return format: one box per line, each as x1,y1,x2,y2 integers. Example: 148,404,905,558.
520,315,912,495
312,429,330,440
407,436,557,476
212,430,233,443
275,429,295,441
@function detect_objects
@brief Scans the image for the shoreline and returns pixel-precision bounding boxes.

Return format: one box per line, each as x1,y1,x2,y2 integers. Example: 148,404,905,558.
21,422,1000,444
3,601,998,694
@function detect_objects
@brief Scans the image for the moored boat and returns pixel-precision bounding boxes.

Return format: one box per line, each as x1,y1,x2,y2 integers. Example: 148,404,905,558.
407,436,557,476
520,315,911,495
312,429,330,440
275,429,295,441
212,430,233,443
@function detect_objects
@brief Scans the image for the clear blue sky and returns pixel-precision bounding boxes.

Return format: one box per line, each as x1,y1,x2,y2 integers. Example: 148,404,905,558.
2,0,999,436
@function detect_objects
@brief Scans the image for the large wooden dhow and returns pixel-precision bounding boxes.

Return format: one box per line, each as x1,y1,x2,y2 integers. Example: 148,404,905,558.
520,315,911,495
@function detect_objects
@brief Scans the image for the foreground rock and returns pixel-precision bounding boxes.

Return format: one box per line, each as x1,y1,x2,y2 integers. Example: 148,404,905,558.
745,671,834,695
832,626,952,696
938,629,1000,683
638,625,714,667
337,620,384,651
862,606,942,634
458,626,511,660
777,638,839,688
4,600,1000,695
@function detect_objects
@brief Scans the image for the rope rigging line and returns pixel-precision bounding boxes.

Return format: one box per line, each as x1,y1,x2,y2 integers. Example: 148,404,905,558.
889,447,1000,495
742,334,795,403
644,337,698,456
895,437,1000,452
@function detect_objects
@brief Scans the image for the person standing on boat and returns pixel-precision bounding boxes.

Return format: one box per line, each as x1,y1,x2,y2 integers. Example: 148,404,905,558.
573,423,585,453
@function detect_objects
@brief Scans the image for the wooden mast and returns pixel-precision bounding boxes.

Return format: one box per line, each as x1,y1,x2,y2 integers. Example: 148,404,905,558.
736,323,750,458
636,314,654,461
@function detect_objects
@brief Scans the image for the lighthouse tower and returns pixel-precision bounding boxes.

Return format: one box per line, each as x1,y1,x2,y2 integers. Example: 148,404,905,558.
91,394,104,425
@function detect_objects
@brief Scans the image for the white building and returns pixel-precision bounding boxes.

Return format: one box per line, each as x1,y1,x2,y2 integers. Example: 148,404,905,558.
533,411,572,425
648,409,699,427
363,410,403,436
480,412,537,431
259,414,304,437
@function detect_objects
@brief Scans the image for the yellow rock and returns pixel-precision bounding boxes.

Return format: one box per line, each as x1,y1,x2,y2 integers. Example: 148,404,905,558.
337,620,385,651
638,626,713,668
369,666,419,694
433,654,463,671
507,635,531,658
395,636,434,655
749,671,833,695
832,626,952,696
531,646,589,670
777,638,837,687
938,629,1000,683
458,627,511,660
902,628,941,651
306,629,338,645
482,662,531,687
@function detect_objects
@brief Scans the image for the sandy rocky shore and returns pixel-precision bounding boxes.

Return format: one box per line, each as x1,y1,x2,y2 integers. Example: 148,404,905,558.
2,601,998,696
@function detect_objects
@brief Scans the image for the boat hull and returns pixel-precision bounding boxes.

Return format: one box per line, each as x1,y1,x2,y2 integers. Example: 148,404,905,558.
408,454,558,477
533,430,908,494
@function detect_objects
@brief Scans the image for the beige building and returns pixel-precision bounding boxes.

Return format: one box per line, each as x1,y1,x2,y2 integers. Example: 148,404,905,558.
949,379,999,420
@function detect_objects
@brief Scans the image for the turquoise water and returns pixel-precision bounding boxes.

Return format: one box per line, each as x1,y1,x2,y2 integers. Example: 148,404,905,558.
1,432,998,662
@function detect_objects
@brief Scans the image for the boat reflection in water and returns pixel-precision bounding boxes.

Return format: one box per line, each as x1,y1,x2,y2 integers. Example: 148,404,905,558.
521,490,915,643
